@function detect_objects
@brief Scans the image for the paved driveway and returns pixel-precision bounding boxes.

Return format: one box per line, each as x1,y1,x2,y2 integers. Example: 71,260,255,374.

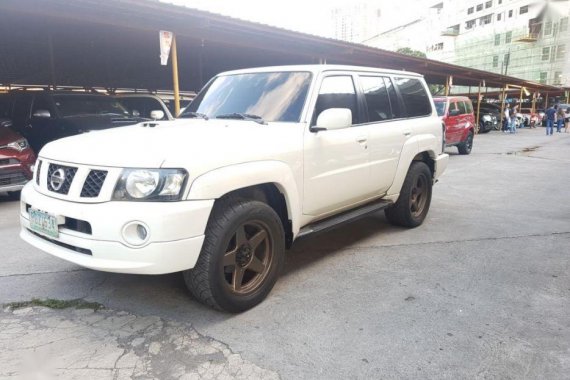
1,128,569,379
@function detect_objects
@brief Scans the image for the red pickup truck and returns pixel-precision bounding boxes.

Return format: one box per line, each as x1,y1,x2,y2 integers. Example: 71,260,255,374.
0,119,36,197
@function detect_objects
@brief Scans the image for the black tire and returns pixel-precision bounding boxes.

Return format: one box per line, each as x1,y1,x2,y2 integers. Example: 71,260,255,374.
385,161,432,228
457,130,474,155
184,197,285,313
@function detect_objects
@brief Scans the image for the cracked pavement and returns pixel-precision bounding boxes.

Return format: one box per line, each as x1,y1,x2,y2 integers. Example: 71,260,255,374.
0,306,279,379
1,128,569,379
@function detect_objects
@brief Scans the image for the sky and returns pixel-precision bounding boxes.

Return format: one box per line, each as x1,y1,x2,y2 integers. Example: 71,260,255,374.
162,0,425,39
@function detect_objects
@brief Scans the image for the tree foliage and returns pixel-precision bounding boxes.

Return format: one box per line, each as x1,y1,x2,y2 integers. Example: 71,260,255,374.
396,47,427,59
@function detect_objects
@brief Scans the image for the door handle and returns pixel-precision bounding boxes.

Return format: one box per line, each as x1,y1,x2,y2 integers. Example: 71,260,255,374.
403,130,412,137
356,136,367,143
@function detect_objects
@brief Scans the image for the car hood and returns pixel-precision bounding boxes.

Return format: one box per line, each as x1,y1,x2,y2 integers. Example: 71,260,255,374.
39,119,301,174
0,127,24,146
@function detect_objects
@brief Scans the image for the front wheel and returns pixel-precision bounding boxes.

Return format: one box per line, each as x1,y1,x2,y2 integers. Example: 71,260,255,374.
457,130,474,155
385,161,432,228
184,198,285,313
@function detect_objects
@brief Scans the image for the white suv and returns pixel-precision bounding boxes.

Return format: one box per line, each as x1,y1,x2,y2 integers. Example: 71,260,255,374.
20,65,448,312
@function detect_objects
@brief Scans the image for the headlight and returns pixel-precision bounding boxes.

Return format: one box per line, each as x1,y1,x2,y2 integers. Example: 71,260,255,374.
113,168,188,201
7,138,29,152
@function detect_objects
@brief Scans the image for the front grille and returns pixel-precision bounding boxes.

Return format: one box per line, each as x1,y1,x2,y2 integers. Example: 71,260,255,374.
47,164,77,195
80,170,107,198
0,172,28,186
36,160,42,185
0,158,19,166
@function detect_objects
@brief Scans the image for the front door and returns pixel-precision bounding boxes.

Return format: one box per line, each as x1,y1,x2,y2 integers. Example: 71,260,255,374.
303,74,371,216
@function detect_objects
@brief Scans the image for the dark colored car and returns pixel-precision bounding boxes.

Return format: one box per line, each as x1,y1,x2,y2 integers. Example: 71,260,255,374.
114,94,173,120
0,91,147,152
473,102,500,133
0,119,36,195
434,96,476,155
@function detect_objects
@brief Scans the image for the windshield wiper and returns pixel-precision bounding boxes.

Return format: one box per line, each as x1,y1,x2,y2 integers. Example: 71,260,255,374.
215,113,266,125
179,112,209,120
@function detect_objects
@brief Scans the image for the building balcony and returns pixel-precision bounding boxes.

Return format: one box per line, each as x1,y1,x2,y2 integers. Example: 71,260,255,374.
515,33,539,42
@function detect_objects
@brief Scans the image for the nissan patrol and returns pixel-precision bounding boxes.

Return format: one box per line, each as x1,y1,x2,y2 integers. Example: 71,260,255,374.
20,65,448,312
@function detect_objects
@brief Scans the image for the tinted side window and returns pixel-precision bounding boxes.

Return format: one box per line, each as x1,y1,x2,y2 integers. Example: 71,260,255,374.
385,77,403,118
394,78,432,117
360,76,392,122
464,100,473,114
313,76,358,125
32,95,54,117
12,94,33,125
457,101,467,115
0,95,11,118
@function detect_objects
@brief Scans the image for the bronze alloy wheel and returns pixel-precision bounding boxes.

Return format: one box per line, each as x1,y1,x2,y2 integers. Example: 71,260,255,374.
409,172,428,218
222,221,273,295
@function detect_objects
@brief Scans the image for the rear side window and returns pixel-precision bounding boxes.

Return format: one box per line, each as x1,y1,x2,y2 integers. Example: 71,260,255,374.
464,100,473,114
394,77,432,117
457,101,467,115
360,76,392,122
313,75,359,125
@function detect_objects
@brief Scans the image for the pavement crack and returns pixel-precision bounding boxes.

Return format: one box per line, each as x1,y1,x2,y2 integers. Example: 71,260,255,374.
350,231,570,250
0,268,88,278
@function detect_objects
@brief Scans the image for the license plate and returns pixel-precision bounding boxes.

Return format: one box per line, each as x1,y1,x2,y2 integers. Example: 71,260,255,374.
29,209,59,238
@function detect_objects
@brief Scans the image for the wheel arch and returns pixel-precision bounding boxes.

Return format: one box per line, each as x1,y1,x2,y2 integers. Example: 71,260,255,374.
186,161,301,247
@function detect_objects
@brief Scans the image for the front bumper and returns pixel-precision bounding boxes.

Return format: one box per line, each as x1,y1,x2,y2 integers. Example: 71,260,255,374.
19,183,214,274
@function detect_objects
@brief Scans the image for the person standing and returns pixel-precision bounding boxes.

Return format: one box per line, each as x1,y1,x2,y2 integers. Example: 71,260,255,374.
511,105,518,133
545,104,556,135
503,104,511,133
556,105,566,133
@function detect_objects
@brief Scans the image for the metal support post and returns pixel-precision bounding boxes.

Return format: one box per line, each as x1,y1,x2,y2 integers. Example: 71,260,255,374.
475,81,482,134
499,86,507,127
171,35,181,117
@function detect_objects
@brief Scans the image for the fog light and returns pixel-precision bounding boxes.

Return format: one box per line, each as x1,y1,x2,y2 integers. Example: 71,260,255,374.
122,221,150,246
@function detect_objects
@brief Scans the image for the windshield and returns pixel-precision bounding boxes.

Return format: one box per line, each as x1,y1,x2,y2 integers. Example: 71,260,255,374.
53,95,130,117
181,71,312,122
434,101,446,116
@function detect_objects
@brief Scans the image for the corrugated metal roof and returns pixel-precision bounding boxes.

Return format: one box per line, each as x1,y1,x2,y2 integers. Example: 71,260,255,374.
0,0,565,93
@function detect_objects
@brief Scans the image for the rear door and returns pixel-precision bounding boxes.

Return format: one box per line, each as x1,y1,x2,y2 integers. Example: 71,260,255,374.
359,75,408,194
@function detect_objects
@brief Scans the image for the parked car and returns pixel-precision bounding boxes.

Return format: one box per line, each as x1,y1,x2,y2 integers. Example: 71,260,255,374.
434,96,476,154
20,65,448,312
517,108,540,128
0,119,36,196
0,90,147,152
114,93,173,120
473,102,501,132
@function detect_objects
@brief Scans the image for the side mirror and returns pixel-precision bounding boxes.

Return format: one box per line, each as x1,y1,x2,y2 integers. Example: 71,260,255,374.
449,109,460,117
150,110,165,120
32,109,51,118
313,108,352,132
0,118,13,128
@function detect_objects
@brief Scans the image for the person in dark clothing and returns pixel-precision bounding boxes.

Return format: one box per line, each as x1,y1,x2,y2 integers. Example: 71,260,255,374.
545,105,557,135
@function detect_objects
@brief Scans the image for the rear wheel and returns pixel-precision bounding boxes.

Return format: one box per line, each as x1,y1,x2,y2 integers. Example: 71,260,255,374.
458,130,474,155
385,161,432,228
184,197,285,313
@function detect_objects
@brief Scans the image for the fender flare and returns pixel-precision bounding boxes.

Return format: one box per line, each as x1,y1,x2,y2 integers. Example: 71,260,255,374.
186,161,302,235
386,136,438,197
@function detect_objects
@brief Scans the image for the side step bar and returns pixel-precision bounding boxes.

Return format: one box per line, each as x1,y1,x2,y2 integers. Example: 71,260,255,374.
296,199,393,240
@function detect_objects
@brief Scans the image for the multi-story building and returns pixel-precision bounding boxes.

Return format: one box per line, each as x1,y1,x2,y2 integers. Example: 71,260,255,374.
331,2,383,43
365,0,570,87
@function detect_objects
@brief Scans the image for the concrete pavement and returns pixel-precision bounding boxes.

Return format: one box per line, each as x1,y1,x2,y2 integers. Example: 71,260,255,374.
0,127,569,379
